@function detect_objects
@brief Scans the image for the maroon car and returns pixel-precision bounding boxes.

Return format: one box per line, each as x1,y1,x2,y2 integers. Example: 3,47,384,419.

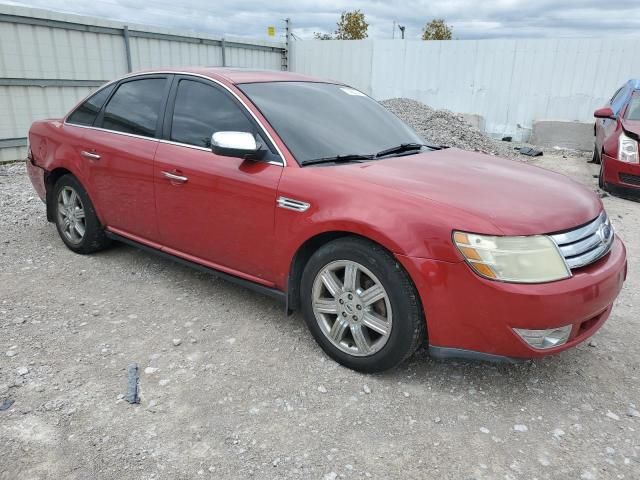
25,68,627,372
594,79,640,198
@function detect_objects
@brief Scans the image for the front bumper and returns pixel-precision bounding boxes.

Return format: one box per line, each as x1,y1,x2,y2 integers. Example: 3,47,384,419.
397,236,627,360
602,153,640,198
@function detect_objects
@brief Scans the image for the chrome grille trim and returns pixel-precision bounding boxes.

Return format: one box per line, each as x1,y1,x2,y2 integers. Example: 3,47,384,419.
276,196,310,212
549,212,614,269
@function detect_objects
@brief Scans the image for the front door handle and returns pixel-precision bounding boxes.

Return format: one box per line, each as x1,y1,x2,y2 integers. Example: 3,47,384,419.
80,150,101,160
162,171,188,183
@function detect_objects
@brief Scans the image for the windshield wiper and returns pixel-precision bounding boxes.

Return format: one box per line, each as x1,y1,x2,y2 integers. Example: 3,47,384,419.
374,142,446,159
302,153,374,166
374,143,428,158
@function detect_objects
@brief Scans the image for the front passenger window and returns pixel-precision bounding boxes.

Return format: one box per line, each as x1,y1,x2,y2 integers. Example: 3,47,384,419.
171,79,255,148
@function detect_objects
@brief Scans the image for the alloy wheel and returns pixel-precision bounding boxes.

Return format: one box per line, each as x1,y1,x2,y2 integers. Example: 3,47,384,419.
311,260,393,357
57,186,86,245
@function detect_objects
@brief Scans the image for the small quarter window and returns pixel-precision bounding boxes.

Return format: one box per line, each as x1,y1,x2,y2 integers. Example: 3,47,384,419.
67,84,115,126
102,78,167,137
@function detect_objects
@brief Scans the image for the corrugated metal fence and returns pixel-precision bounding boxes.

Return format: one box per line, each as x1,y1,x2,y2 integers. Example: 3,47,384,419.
290,38,640,142
0,5,286,162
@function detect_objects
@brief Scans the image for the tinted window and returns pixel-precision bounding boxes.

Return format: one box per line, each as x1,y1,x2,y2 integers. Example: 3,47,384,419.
67,84,115,126
171,79,254,148
102,78,166,137
239,82,423,164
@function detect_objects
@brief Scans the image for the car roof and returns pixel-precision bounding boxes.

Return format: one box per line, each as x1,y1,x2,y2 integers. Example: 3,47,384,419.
132,67,329,85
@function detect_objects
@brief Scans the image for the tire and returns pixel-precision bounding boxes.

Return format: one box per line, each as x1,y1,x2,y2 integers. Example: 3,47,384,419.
598,152,608,191
300,237,426,373
52,174,110,254
592,145,601,165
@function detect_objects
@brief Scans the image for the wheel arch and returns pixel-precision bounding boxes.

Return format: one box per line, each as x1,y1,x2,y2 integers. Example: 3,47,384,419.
44,167,74,222
286,230,421,315
44,167,105,225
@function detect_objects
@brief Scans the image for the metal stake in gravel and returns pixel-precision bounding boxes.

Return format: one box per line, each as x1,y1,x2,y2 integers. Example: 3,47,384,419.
126,363,140,404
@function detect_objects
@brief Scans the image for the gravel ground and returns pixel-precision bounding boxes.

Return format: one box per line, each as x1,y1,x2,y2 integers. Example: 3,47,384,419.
381,98,587,160
1,157,639,480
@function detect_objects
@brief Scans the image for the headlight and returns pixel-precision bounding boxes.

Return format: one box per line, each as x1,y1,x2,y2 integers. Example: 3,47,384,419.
453,232,571,283
618,133,639,163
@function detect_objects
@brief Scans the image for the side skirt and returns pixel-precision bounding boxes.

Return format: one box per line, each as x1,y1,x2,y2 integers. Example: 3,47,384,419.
105,231,287,303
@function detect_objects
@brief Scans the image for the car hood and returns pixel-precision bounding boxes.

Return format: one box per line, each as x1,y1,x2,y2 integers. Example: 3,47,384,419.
329,148,602,236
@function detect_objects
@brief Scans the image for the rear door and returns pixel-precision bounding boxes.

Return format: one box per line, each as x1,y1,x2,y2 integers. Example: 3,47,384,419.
82,75,171,241
154,76,284,283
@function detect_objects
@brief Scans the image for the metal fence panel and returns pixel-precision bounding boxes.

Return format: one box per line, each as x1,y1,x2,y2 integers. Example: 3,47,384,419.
0,4,285,161
290,38,640,141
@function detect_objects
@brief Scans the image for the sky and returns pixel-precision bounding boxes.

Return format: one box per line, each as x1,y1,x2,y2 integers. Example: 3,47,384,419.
4,0,640,41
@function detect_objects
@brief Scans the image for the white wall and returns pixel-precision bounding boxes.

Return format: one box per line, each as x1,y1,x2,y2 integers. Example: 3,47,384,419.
290,38,640,141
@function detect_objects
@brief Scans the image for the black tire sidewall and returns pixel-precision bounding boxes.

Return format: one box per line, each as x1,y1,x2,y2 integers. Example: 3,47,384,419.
300,238,424,373
53,175,106,254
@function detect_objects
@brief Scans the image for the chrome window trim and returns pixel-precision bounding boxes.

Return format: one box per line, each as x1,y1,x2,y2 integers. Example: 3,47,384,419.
63,70,286,167
62,122,160,143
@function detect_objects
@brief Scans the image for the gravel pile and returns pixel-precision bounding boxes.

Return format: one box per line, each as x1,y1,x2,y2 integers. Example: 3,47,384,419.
382,98,535,160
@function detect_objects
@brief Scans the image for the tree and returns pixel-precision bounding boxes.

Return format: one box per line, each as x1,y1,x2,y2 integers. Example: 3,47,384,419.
314,10,369,40
422,19,453,40
313,32,334,40
335,10,368,40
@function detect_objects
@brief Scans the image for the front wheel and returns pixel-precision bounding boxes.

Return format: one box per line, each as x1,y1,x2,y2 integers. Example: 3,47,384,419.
300,237,426,373
592,145,601,165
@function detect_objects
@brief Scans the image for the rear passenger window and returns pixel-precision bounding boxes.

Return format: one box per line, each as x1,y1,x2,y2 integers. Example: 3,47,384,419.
102,78,166,137
67,84,115,126
170,79,254,148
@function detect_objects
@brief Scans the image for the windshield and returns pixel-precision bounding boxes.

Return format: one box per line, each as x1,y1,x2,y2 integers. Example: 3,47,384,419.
238,82,424,164
626,94,640,120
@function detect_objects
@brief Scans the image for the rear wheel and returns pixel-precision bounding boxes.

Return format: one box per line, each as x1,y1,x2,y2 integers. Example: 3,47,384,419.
300,237,425,373
53,175,110,254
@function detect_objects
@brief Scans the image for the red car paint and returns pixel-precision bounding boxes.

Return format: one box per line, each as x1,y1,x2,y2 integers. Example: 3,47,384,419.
26,68,627,361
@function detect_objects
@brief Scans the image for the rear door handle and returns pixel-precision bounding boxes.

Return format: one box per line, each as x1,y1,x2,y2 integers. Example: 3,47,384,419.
162,171,188,183
80,150,101,160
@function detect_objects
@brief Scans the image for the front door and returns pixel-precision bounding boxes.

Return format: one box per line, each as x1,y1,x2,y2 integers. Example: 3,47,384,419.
154,77,283,284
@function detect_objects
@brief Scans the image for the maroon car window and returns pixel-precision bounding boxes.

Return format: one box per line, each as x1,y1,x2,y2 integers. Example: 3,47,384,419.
102,78,166,137
67,83,115,126
170,79,254,148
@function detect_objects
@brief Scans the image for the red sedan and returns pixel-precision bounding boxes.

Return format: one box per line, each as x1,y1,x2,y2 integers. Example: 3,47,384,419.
26,68,627,372
594,79,640,198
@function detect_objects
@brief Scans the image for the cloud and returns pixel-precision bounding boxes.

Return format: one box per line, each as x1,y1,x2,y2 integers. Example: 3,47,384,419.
4,0,640,40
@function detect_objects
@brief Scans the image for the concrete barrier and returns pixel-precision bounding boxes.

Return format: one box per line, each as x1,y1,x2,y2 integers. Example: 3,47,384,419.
461,113,486,133
530,120,594,151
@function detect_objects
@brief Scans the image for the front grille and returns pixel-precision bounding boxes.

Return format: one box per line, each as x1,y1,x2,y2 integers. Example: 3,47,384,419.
619,172,640,186
549,212,614,269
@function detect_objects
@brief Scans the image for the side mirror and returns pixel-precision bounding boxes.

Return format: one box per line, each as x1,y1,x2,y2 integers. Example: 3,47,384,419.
211,131,265,160
594,107,616,119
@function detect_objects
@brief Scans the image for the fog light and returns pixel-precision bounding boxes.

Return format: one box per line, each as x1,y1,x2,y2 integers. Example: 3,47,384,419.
513,325,572,349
